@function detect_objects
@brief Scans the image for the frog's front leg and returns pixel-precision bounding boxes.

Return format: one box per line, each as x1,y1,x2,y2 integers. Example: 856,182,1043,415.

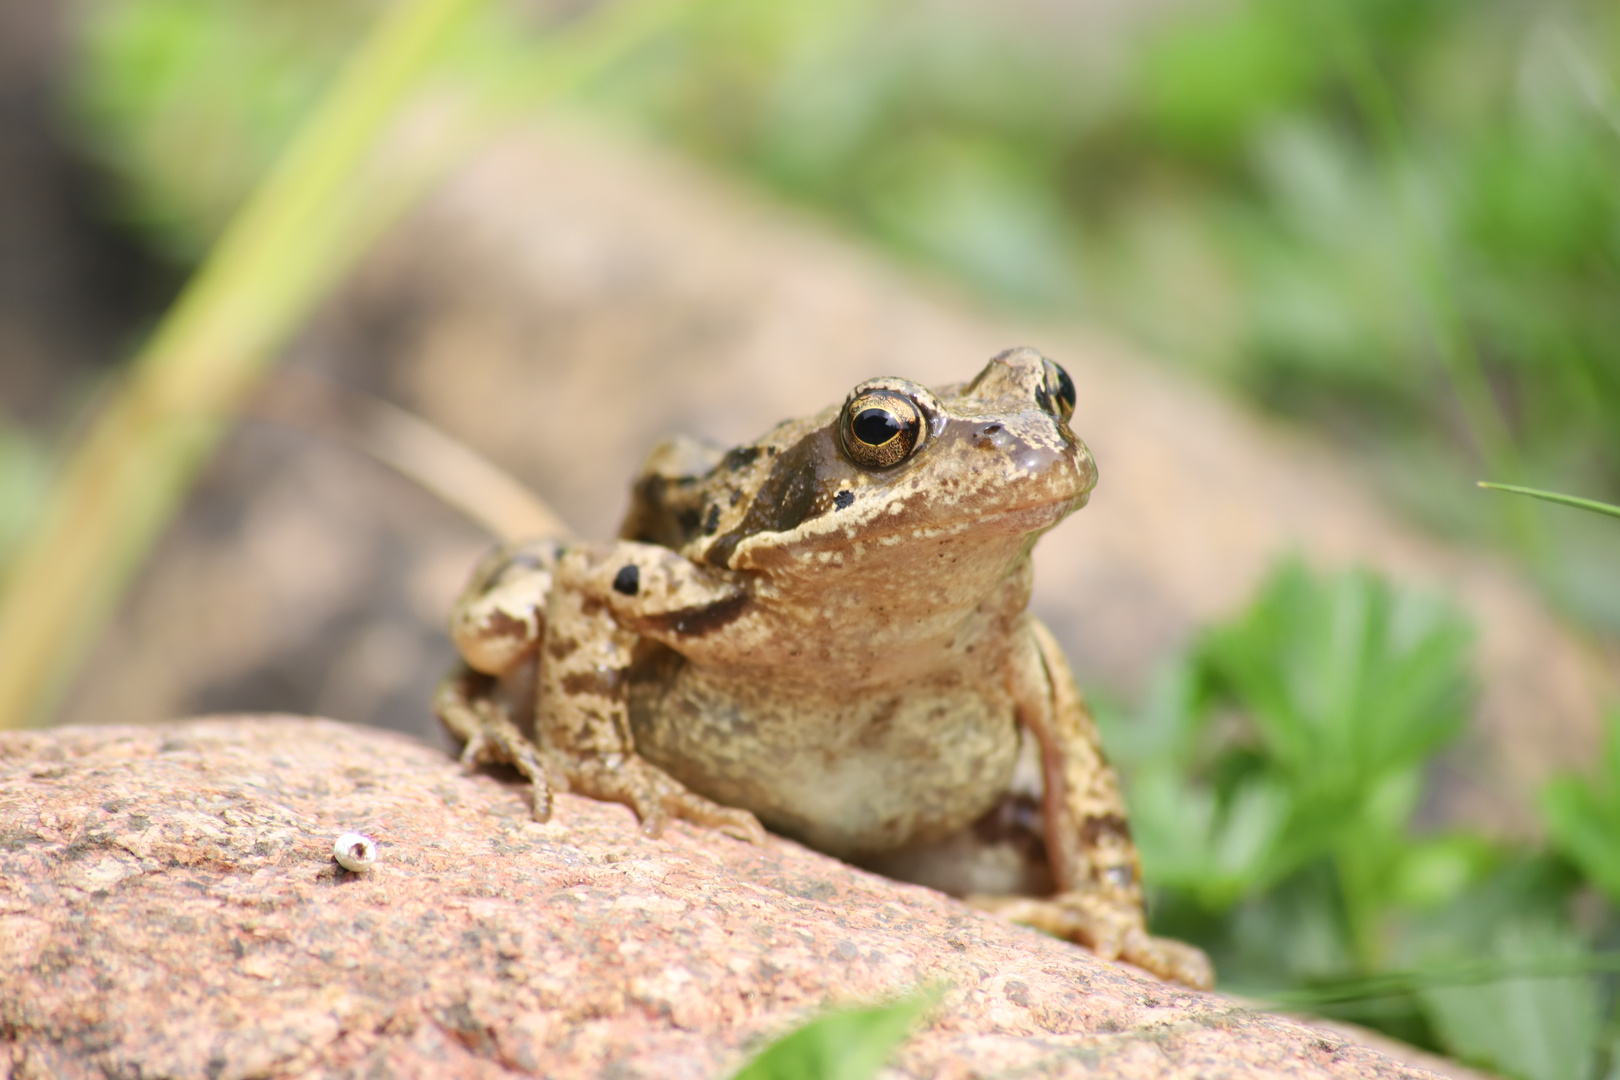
970,618,1214,990
436,538,569,816
539,542,766,844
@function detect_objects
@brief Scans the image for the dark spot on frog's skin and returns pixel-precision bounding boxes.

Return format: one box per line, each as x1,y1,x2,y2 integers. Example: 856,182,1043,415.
975,422,1012,451
722,445,762,471
853,698,901,749
703,504,721,535
707,432,832,566
546,635,580,660
484,610,531,640
676,506,703,539
560,667,625,699
642,592,751,637
1079,813,1132,848
729,488,743,507
834,490,855,510
612,565,639,596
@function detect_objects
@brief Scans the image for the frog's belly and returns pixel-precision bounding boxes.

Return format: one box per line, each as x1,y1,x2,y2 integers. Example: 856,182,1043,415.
628,667,1021,859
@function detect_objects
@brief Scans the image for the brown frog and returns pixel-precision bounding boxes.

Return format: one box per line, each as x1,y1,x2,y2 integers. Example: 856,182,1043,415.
435,346,1212,989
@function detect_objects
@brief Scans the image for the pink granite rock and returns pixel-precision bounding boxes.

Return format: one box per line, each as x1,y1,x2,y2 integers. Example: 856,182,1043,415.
1,717,1466,1079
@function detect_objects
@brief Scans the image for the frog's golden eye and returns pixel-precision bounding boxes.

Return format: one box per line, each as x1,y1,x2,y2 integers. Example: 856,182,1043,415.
1042,359,1076,422
839,390,925,469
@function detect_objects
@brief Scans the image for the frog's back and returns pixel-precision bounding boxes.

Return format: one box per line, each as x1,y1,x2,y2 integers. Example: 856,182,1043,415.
618,410,836,560
617,433,727,551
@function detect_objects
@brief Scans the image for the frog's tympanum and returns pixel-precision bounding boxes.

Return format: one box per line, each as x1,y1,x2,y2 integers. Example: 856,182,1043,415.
436,347,1213,988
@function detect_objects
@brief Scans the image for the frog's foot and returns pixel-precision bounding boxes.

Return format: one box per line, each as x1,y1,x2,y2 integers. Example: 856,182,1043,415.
433,667,564,822
966,891,1214,990
566,754,767,845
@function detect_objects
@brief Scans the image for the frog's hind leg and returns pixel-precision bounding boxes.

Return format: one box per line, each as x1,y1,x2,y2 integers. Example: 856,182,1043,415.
434,663,564,821
966,618,1214,991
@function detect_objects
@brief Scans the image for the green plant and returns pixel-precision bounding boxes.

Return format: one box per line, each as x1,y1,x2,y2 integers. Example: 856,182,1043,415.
1102,560,1477,968
728,991,936,1080
1097,559,1620,1078
1543,712,1620,905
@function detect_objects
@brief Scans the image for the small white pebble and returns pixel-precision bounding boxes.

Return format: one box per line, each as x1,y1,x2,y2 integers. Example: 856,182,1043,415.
333,832,378,872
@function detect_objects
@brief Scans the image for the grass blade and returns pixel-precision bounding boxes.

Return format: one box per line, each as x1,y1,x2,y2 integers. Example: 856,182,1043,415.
0,0,483,732
0,0,709,730
1477,482,1620,521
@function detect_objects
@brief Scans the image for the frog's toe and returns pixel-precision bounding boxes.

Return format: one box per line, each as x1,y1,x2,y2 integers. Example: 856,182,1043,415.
666,794,767,845
1121,929,1215,991
965,892,1132,959
567,754,763,843
457,729,491,769
635,802,673,839
966,891,1211,989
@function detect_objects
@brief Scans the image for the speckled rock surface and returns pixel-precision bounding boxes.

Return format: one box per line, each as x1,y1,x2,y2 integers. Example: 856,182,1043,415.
0,717,1454,1080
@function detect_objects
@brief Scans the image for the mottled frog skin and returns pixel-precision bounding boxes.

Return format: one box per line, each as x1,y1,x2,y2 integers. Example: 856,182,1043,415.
436,347,1212,988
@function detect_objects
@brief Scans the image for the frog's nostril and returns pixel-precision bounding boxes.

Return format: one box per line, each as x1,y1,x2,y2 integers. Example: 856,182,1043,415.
975,422,1013,451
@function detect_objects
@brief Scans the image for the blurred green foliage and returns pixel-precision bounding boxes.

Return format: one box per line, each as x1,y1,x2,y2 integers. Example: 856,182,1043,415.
728,991,935,1080
1543,711,1620,904
1102,563,1475,951
1099,560,1620,1080
0,428,48,567
73,0,381,258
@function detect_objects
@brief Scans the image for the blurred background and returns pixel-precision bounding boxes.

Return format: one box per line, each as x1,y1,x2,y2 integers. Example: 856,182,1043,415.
2,0,1619,1074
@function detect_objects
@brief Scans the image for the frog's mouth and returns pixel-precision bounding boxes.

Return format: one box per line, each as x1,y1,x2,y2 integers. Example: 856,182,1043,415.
964,493,1090,536
930,413,1096,516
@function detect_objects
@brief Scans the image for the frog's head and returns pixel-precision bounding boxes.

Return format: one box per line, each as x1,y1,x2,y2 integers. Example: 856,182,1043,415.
704,347,1095,595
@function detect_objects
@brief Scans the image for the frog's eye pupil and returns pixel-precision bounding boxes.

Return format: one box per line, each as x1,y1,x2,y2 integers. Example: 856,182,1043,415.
839,388,924,469
853,408,901,447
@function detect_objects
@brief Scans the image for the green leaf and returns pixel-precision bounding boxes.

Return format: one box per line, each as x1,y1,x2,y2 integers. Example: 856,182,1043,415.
1540,711,1620,903
1198,559,1472,810
729,991,937,1080
1419,917,1598,1080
